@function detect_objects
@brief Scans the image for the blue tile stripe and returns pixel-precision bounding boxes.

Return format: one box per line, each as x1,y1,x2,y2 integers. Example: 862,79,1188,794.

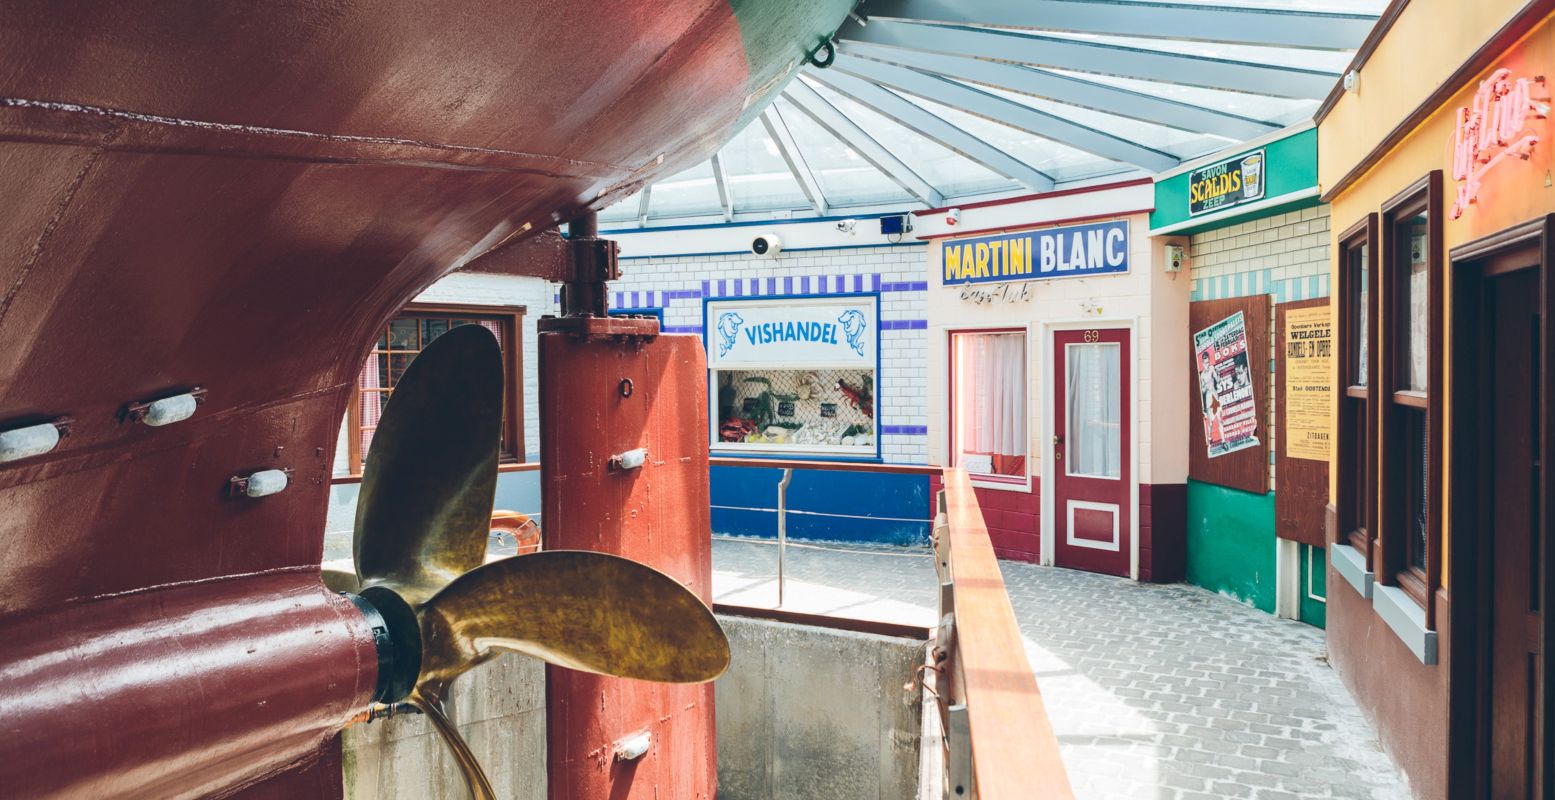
880,424,928,436
1190,268,1330,303
881,320,928,330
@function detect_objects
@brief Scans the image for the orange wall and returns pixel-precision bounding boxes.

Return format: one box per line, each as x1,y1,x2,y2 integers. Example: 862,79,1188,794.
1323,10,1555,586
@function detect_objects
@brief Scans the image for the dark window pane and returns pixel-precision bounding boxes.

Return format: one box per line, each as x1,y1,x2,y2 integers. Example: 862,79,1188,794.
1404,410,1428,570
389,319,418,349
1353,243,1369,386
388,353,414,386
1399,213,1429,391
376,330,389,350
377,354,389,388
422,318,449,344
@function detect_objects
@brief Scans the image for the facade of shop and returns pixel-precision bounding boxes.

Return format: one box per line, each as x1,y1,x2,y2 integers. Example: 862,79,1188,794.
919,179,1191,577
608,220,936,545
1151,126,1333,627
1320,1,1554,795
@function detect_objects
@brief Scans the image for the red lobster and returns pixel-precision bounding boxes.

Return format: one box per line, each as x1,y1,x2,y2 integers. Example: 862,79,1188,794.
835,378,873,418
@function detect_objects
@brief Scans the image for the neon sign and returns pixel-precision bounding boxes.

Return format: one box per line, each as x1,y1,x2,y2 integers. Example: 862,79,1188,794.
1450,68,1549,219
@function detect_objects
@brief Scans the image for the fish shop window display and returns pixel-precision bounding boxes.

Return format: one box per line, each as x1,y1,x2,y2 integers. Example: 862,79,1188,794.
705,294,881,458
715,368,876,452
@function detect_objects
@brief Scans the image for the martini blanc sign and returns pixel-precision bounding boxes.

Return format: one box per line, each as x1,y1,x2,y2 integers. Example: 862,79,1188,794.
941,220,1129,286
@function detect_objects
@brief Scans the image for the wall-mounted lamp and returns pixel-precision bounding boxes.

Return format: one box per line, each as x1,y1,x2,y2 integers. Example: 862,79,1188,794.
0,417,72,464
125,388,207,427
230,468,292,498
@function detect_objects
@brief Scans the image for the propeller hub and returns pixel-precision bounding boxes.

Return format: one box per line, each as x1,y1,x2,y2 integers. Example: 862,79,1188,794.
347,586,422,704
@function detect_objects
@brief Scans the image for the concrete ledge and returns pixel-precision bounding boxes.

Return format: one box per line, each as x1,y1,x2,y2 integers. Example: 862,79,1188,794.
1373,583,1438,665
1329,542,1373,600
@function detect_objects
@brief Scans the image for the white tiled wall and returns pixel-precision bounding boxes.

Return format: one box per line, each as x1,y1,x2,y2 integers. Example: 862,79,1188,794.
614,244,931,464
1190,206,1332,303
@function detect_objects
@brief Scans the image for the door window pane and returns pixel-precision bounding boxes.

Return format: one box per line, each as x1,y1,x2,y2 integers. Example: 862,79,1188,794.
1066,343,1121,478
1404,409,1428,570
1351,242,1369,386
952,332,1026,479
1399,213,1429,391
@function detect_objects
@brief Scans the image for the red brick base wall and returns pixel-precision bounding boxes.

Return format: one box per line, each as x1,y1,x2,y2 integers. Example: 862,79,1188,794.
930,474,1041,563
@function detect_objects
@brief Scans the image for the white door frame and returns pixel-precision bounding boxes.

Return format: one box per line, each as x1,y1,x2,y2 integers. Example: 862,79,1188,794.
1039,316,1142,580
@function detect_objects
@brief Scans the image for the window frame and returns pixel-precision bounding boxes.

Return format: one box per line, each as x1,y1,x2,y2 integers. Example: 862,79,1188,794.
1337,213,1379,568
1379,172,1444,624
947,326,1031,490
346,302,526,476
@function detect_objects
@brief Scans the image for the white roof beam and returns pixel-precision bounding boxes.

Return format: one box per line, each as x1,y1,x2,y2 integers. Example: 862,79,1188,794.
833,53,1180,172
636,185,652,228
806,68,1055,192
840,19,1339,99
843,42,1279,141
782,80,944,208
760,106,829,216
710,152,733,222
847,0,1378,51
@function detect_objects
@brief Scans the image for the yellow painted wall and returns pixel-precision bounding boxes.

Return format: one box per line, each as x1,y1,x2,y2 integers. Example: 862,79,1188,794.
1323,9,1555,588
1319,0,1535,192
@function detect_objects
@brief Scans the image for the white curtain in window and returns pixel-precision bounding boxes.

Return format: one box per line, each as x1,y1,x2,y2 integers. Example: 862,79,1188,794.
953,332,1026,477
1066,343,1121,478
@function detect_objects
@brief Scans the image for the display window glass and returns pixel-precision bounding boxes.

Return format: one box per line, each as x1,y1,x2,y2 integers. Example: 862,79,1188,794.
705,294,880,458
950,330,1027,482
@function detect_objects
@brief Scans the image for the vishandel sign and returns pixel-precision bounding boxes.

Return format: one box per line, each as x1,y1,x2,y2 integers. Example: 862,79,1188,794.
705,295,877,369
1189,148,1266,216
941,219,1129,285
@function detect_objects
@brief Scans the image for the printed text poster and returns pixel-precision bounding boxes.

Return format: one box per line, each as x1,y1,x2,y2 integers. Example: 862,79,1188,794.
1194,311,1261,458
1284,307,1333,461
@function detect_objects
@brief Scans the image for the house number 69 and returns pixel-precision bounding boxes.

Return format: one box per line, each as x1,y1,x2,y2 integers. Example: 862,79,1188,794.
1082,329,1100,343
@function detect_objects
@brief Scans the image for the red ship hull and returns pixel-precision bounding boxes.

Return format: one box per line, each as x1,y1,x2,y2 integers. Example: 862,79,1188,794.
0,2,850,797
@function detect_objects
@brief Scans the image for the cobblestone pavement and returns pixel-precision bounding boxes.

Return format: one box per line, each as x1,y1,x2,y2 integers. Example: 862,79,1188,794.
712,537,1411,800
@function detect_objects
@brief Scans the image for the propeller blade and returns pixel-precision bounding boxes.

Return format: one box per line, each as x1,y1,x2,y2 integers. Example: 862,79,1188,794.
415,550,730,693
354,323,503,607
321,567,361,594
409,690,497,800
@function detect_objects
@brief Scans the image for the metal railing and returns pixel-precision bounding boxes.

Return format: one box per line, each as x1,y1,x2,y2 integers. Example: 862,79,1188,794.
707,456,942,606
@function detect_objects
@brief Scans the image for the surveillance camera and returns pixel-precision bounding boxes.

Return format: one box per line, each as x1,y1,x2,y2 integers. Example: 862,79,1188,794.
946,208,962,226
835,219,857,233
752,233,782,257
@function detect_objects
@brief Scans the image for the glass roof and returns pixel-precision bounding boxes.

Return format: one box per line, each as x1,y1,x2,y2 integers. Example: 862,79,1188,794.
604,0,1386,227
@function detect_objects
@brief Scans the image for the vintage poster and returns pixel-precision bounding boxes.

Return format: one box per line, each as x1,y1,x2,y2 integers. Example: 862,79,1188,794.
1194,311,1261,458
1284,307,1333,461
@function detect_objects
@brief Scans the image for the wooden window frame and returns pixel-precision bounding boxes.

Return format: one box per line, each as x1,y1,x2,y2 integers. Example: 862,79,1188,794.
1379,172,1444,624
1337,213,1379,567
346,302,526,476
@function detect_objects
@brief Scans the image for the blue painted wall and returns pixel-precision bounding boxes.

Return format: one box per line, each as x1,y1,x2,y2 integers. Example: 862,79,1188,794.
711,466,931,546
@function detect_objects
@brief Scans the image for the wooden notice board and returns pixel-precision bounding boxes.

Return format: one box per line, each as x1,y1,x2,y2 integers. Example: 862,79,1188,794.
1275,298,1331,547
1188,295,1271,495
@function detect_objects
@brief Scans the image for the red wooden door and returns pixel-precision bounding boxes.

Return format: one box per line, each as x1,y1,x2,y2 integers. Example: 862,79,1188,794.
1052,328,1132,577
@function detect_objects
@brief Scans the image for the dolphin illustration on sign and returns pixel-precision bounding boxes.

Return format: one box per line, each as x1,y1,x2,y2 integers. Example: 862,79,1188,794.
838,309,867,356
717,312,745,356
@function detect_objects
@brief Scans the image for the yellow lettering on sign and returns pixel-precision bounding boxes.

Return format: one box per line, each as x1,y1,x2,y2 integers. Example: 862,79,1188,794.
945,244,961,281
975,242,990,277
1010,238,1027,275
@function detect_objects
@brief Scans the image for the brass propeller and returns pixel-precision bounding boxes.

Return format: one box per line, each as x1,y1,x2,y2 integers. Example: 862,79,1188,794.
336,322,730,800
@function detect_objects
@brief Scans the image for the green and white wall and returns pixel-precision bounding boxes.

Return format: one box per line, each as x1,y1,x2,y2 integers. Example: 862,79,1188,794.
1151,125,1329,628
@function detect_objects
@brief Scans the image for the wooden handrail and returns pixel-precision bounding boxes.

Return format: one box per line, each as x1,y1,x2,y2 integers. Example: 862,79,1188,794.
942,467,1074,799
709,457,943,475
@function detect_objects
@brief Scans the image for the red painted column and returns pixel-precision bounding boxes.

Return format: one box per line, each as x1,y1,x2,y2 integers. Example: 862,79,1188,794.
539,328,716,800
